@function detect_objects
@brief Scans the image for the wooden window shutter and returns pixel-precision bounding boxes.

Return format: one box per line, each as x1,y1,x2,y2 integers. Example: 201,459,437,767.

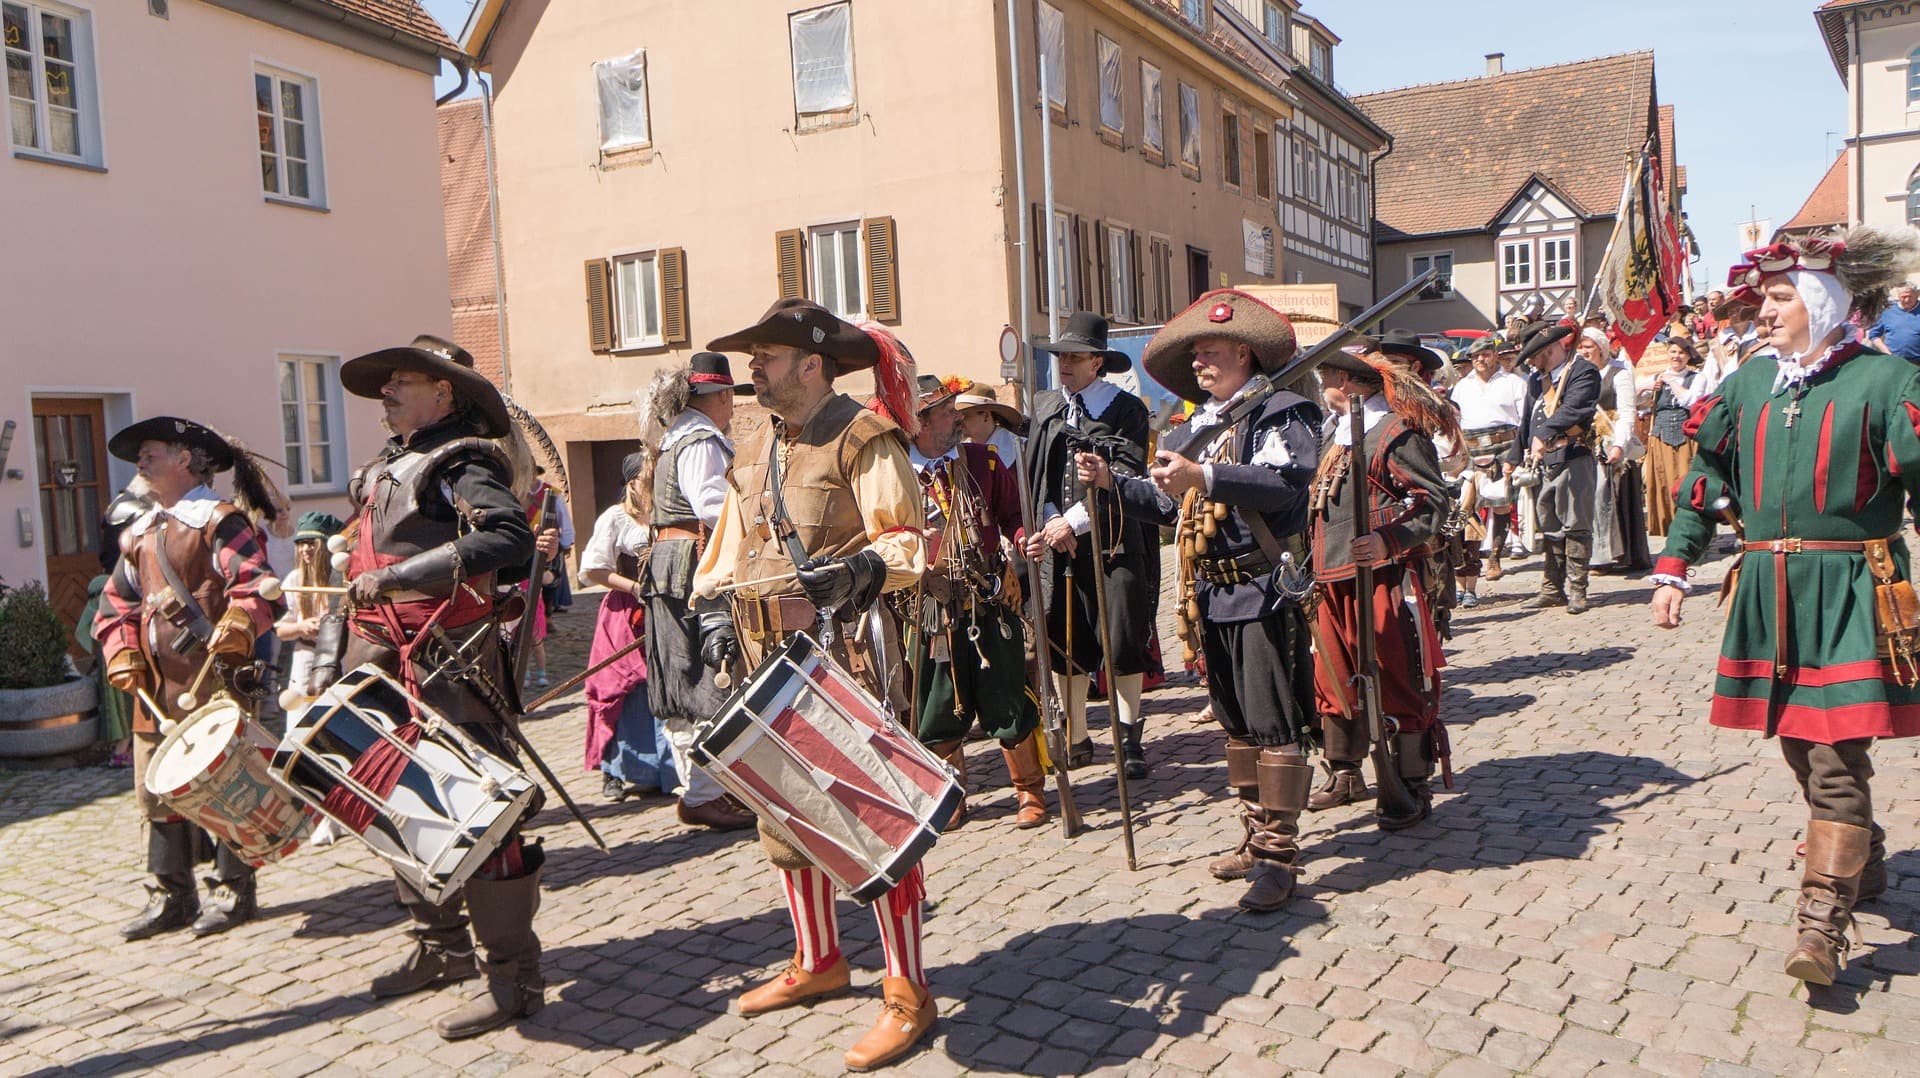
863,216,900,323
1031,203,1049,314
775,228,807,300
660,247,688,345
584,258,615,353
1130,230,1145,321
1072,214,1090,311
1094,220,1112,319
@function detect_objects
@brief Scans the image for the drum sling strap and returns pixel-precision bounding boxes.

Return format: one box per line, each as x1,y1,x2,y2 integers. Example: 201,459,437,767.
154,519,214,651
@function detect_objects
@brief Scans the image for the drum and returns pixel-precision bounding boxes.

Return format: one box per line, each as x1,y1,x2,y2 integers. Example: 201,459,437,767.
692,632,962,903
273,665,540,904
145,694,312,866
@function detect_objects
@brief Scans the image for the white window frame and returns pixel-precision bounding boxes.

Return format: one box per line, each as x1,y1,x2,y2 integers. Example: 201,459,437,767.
1411,251,1454,301
1540,235,1576,287
278,353,345,494
1049,208,1076,314
1262,2,1288,48
809,221,866,321
254,61,325,207
1095,32,1122,136
1909,47,1920,105
1139,60,1162,158
613,248,666,350
1177,80,1200,172
4,0,102,166
1310,40,1330,82
1221,102,1241,190
1037,1,1066,111
789,2,856,122
1500,239,1533,288
593,49,651,154
1106,223,1134,323
1181,0,1205,29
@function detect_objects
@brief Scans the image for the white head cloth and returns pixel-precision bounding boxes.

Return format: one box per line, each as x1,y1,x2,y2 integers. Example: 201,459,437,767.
1771,268,1854,395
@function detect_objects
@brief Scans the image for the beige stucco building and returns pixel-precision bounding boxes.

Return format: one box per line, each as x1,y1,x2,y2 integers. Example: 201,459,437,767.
455,0,1380,520
1816,1,1920,230
1,0,458,632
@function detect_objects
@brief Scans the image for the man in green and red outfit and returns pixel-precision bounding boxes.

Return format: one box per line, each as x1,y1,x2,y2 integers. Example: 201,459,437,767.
1652,230,1920,986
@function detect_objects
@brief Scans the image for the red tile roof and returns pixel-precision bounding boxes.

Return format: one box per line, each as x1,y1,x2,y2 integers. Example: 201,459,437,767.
438,98,504,387
313,0,456,53
1781,152,1848,232
1356,51,1657,240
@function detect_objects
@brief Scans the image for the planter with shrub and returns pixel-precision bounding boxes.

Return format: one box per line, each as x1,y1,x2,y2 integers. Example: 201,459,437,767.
0,579,98,758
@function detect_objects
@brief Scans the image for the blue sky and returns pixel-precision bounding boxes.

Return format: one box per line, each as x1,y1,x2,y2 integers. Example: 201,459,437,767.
419,0,1846,290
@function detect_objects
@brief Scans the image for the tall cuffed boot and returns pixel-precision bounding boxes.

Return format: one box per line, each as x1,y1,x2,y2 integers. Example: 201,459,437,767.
934,740,969,830
191,844,258,937
1377,730,1436,832
371,879,478,999
435,843,545,1040
1239,751,1313,913
1784,820,1872,986
1000,732,1050,829
1523,540,1566,608
1308,714,1370,812
121,821,200,941
1564,533,1593,615
1120,721,1149,780
1208,740,1263,881
1114,674,1148,780
1861,824,1889,902
1484,549,1504,582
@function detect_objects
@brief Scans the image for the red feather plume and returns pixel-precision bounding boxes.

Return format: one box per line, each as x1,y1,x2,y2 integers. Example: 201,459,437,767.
858,321,920,439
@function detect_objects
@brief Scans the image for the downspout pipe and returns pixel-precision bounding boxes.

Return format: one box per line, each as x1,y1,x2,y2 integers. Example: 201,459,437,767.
436,57,470,105
479,73,511,393
1367,133,1394,306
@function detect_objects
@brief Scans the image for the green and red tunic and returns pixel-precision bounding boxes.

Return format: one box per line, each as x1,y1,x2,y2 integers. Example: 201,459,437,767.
1657,339,1920,743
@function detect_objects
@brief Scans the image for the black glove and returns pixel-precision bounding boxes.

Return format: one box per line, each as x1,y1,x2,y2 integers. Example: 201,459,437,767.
349,543,463,606
700,617,738,671
349,566,397,606
797,549,887,616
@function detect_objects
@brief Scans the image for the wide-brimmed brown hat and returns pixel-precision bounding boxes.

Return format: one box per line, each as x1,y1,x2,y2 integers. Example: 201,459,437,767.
108,416,236,470
341,334,512,437
1711,287,1760,319
955,387,1023,430
1143,289,1298,403
706,298,881,372
1036,311,1132,374
916,374,960,413
1514,321,1575,363
1369,328,1444,373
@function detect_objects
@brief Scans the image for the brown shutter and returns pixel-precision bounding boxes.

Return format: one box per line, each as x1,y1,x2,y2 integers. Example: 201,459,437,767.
775,228,807,300
1130,229,1145,322
1095,220,1112,319
1072,214,1090,311
659,246,688,345
1031,202,1049,315
584,258,614,353
863,216,900,323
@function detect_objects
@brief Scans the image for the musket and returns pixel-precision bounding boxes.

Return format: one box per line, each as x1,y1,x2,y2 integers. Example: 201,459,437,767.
510,484,557,687
1083,483,1138,869
1348,404,1422,823
1010,407,1083,838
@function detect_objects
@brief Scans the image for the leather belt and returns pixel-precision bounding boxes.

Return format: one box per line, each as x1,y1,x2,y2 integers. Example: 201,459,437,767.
653,524,704,544
1741,537,1877,686
739,594,823,640
1193,551,1273,585
1741,539,1868,554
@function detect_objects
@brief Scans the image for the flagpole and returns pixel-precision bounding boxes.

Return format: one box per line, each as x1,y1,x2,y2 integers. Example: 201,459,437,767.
1580,148,1646,320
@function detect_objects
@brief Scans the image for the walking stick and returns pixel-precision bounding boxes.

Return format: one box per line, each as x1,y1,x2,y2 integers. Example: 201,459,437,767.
1083,490,1139,871
511,486,557,687
1012,447,1081,837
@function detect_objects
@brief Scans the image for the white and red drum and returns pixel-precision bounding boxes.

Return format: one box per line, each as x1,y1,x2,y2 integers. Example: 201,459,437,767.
272,665,539,904
145,695,311,866
692,632,962,903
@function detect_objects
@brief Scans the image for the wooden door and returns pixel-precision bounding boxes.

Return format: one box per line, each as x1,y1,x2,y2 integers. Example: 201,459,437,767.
32,398,109,641
1186,246,1211,304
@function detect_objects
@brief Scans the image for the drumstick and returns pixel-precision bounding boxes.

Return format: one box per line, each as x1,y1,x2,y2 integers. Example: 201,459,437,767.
256,576,349,600
694,571,801,600
176,651,221,712
134,687,178,736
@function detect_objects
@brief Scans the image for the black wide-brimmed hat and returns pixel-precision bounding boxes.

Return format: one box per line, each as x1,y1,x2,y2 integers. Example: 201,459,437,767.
340,334,512,437
1317,346,1388,380
916,374,959,414
687,350,756,396
1371,328,1444,373
1036,311,1131,374
1143,289,1298,403
1514,321,1575,363
706,298,881,372
108,417,236,470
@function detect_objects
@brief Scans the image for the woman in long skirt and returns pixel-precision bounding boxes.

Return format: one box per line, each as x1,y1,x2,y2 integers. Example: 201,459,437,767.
1644,339,1699,537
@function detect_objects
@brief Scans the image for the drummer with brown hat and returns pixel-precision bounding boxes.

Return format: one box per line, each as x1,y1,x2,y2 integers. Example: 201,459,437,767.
95,417,288,941
692,298,936,1072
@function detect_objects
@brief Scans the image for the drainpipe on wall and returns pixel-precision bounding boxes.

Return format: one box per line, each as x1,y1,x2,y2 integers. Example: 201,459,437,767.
1853,10,1864,226
1367,134,1394,307
479,73,512,394
435,58,469,105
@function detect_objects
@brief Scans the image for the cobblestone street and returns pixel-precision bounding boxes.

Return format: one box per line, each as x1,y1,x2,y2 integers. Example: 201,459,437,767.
4,545,1917,1077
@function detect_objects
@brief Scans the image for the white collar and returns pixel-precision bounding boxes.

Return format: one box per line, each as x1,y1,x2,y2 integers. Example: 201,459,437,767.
1770,327,1859,395
909,444,959,470
1332,394,1391,446
1065,378,1120,415
127,484,223,535
662,409,725,452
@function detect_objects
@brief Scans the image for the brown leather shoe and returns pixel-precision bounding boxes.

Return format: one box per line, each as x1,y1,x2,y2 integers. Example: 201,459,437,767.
1307,766,1369,812
1484,552,1503,581
1237,860,1296,912
1001,733,1050,830
738,953,850,1016
844,976,936,1071
1208,840,1254,881
679,796,756,831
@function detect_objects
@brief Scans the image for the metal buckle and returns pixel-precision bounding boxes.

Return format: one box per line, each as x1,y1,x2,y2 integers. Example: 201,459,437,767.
1771,538,1802,554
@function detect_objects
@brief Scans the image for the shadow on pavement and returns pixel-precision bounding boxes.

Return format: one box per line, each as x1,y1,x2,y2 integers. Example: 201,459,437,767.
1444,646,1636,687
1805,851,1920,1012
12,993,382,1078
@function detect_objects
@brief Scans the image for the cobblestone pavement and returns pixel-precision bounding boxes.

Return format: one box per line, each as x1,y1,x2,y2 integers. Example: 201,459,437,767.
3,542,1917,1077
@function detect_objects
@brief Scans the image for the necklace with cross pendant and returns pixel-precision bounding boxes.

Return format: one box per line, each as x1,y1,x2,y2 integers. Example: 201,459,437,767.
1782,394,1804,428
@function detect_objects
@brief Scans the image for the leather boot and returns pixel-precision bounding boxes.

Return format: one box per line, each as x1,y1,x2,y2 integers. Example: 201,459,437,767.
843,976,936,1071
1861,824,1889,902
677,796,757,830
1564,533,1593,615
121,821,200,941
191,844,258,937
934,740,969,830
1307,762,1370,812
371,879,477,999
1240,751,1313,913
1484,550,1504,581
1378,730,1436,832
1784,819,1872,986
1208,740,1262,881
1120,720,1149,780
1000,732,1050,829
435,844,545,1040
739,952,851,1015
1523,540,1567,608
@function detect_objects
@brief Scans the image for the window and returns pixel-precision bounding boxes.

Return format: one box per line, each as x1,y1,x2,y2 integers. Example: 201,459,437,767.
1049,209,1076,313
1107,224,1134,323
1310,40,1330,82
1263,2,1288,48
1541,236,1575,286
1221,107,1241,189
1253,127,1272,199
1037,2,1065,111
791,2,856,123
1177,81,1200,172
811,222,864,319
1501,240,1532,288
614,250,665,347
1095,33,1122,135
1910,47,1920,105
1412,252,1454,300
1181,0,1205,28
1147,236,1173,322
279,355,341,492
256,66,323,204
5,1,98,163
594,49,650,153
1139,61,1162,158
1907,174,1920,226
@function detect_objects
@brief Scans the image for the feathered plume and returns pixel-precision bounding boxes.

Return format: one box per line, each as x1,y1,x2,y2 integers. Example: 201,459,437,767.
501,393,565,503
629,367,694,517
1370,357,1463,447
200,424,288,530
1833,225,1920,321
857,321,920,440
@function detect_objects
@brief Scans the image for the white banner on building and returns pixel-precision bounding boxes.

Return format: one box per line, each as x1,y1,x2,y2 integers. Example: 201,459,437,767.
1243,219,1274,277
